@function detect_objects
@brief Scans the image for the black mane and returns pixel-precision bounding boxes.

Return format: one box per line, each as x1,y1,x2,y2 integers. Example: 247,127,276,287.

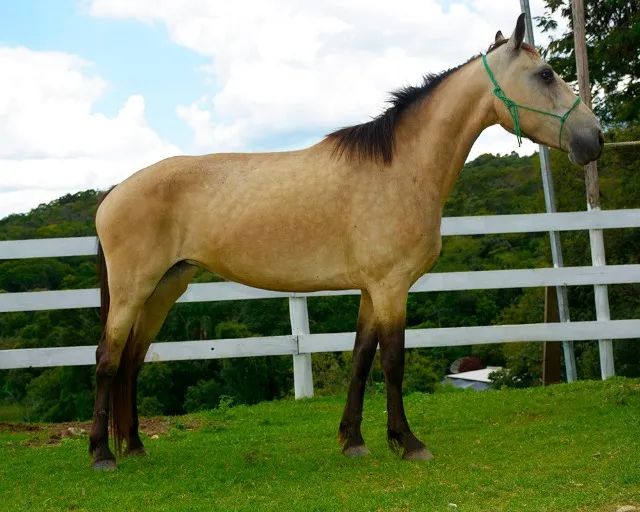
326,65,466,165
326,40,535,165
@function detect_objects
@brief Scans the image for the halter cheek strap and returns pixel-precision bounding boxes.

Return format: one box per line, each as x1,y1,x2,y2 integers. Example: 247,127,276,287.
481,54,581,148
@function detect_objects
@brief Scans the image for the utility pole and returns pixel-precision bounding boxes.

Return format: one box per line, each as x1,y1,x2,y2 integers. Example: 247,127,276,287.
571,0,615,379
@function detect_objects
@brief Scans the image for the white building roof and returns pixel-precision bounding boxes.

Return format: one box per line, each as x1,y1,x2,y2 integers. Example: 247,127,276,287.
444,366,502,383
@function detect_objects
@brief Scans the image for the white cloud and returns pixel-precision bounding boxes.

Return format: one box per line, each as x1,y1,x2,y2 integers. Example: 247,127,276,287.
0,46,180,218
3,2,559,218
90,0,549,155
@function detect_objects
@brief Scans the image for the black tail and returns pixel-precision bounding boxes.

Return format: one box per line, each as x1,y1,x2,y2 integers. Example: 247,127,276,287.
97,235,110,327
97,187,136,455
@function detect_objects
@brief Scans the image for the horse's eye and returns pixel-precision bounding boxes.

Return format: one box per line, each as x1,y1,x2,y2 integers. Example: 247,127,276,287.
539,68,554,83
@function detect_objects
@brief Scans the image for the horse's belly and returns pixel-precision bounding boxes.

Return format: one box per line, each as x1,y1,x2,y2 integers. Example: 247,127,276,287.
194,250,354,293
186,222,355,293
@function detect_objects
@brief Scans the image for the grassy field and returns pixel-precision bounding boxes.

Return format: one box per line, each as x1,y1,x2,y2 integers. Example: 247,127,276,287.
1,379,639,512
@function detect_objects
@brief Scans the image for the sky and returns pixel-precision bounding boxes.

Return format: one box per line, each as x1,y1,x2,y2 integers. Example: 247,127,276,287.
0,0,553,219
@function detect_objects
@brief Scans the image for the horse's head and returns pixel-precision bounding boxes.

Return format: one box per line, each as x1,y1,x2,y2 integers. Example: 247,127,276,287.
484,14,603,165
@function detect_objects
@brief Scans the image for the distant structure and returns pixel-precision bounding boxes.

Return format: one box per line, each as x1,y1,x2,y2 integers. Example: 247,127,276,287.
443,367,502,391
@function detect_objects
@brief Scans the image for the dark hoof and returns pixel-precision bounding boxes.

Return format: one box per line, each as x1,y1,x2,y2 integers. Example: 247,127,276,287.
342,445,369,458
403,447,433,461
93,459,117,471
125,447,146,457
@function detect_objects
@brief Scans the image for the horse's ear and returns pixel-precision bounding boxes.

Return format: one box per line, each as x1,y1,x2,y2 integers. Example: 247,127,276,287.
495,30,505,43
508,13,526,50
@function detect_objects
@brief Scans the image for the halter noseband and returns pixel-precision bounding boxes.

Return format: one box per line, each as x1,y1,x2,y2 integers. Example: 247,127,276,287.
481,53,581,148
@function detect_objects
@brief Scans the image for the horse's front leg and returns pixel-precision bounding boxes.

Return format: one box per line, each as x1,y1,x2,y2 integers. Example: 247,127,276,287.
370,283,433,460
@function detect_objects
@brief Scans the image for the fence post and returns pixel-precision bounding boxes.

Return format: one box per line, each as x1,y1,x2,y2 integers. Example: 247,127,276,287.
572,0,615,379
543,286,563,384
289,296,314,398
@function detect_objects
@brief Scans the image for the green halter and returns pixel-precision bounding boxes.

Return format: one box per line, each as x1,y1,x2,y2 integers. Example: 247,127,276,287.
481,53,581,148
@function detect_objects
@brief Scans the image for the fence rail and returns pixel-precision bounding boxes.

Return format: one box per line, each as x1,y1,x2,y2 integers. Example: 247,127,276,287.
2,209,640,261
2,320,640,371
1,208,640,395
2,264,640,313
604,141,640,148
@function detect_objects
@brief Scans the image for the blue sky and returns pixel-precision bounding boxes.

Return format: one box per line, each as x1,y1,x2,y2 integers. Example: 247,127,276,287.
0,0,207,149
0,0,545,218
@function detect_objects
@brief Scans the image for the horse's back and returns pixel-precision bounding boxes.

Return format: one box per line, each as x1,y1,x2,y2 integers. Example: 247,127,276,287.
96,147,359,291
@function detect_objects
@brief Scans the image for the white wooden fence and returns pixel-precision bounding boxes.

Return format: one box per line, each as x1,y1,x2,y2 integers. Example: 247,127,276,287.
1,208,640,398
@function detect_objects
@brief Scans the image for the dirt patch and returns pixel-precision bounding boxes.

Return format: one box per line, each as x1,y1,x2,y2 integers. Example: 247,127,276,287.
1,416,202,446
6,421,93,447
0,422,42,433
139,417,174,436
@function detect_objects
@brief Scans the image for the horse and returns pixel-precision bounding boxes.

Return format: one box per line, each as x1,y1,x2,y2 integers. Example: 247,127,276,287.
89,14,603,469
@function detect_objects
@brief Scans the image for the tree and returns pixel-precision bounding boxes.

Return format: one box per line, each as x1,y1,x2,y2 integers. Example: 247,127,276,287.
537,0,640,124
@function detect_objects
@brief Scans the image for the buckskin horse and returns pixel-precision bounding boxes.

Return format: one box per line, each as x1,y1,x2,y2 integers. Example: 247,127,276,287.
89,14,603,469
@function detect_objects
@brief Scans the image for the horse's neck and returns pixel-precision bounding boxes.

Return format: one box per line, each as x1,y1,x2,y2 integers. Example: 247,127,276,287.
395,59,498,208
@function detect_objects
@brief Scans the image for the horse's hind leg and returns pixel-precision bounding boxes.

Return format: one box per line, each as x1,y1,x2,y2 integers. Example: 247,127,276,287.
339,290,378,456
125,262,198,456
90,280,156,470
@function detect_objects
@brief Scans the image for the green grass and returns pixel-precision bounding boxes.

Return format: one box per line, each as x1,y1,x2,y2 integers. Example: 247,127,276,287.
1,379,639,512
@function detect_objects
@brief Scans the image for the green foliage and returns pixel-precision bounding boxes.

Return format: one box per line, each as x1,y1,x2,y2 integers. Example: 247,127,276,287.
0,190,101,241
23,367,94,422
403,350,440,394
310,353,352,395
537,0,640,124
495,289,545,386
137,396,164,417
0,402,24,422
489,367,536,389
184,379,224,413
220,355,292,406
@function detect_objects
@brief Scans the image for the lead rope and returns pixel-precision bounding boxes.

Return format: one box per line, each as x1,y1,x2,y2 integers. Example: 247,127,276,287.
481,54,581,148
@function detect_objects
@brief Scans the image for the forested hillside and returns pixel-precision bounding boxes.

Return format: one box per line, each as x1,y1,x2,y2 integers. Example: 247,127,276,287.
0,125,638,422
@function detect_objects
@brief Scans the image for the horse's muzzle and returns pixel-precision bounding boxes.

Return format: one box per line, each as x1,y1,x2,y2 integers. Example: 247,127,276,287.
568,126,604,166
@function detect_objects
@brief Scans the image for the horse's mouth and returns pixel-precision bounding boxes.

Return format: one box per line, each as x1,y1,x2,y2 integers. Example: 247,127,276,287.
568,151,592,166
568,127,604,166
